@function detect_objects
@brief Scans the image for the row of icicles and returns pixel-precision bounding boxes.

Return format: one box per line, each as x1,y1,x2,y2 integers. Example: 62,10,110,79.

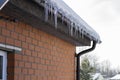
43,0,86,39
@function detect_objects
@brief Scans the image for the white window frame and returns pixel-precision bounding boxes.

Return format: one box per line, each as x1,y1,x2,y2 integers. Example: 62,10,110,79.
0,0,9,10
0,50,7,80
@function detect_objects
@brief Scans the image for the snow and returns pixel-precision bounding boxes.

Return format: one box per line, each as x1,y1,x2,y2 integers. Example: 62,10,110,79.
92,73,105,80
42,0,101,43
93,73,101,80
110,74,120,80
50,0,101,43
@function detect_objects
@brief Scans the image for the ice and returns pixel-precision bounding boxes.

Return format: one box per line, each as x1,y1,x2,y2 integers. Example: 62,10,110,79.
43,0,101,43
62,14,64,24
44,2,49,22
70,22,73,36
54,7,58,28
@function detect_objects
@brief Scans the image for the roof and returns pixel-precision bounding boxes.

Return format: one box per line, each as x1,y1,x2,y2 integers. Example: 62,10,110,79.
0,0,101,45
110,74,120,80
53,0,101,43
34,0,101,43
92,73,104,80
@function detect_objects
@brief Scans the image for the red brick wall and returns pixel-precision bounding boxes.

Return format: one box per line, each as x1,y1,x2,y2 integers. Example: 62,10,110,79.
0,19,76,80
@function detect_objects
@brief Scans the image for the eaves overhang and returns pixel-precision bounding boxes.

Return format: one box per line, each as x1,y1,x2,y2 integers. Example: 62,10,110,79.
0,0,101,46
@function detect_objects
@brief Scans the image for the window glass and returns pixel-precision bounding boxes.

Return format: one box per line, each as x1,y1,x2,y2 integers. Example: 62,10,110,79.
0,56,3,79
0,51,7,80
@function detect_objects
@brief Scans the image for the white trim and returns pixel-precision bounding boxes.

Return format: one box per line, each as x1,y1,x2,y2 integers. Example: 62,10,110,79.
0,50,7,80
0,43,22,53
0,0,9,10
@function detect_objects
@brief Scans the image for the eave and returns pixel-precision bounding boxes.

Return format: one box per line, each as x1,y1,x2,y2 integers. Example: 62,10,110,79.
0,0,92,46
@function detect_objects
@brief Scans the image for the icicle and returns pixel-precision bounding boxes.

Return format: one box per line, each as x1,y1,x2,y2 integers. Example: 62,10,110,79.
75,26,79,37
70,22,73,36
78,27,81,38
68,20,71,35
47,1,52,17
44,2,49,22
67,15,71,28
50,4,53,20
77,27,80,38
48,4,50,13
54,7,58,28
74,26,77,37
81,29,84,39
59,10,64,24
62,15,64,24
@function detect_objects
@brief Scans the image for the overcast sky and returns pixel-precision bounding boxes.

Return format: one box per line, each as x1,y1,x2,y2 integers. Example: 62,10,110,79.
63,0,120,69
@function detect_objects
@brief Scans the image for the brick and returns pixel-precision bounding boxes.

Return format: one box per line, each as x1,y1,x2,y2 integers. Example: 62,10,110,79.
38,64,43,70
32,39,38,45
26,37,32,43
15,68,22,74
15,26,23,34
15,40,21,47
19,61,25,67
16,75,24,80
34,70,39,75
19,34,25,42
11,32,18,40
15,61,19,67
28,44,35,51
22,55,28,62
25,50,32,56
28,69,34,74
25,62,31,68
31,51,38,57
6,37,14,45
45,59,50,65
0,36,6,43
25,24,32,31
6,22,15,31
41,59,45,64
29,31,35,39
22,68,27,74
22,42,28,49
24,75,31,80
15,54,22,61
28,57,34,63
23,30,29,36
35,57,39,63
0,20,6,27
32,63,38,69
35,46,40,52
32,28,39,34
0,20,76,80
38,52,43,58
2,28,11,36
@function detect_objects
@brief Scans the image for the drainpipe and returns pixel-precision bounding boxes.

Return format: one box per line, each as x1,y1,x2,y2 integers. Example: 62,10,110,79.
76,40,97,80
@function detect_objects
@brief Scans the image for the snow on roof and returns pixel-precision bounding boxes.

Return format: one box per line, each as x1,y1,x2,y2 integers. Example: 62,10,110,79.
33,0,101,43
92,73,104,80
49,0,101,43
110,74,120,80
93,73,101,80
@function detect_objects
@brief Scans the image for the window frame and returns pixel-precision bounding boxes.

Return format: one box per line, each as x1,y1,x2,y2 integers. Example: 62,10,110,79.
0,50,7,80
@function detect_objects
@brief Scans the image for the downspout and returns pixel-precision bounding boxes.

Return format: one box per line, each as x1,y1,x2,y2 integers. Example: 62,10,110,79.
76,40,97,80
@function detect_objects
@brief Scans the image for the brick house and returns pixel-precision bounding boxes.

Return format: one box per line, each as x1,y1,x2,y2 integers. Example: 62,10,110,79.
0,0,101,80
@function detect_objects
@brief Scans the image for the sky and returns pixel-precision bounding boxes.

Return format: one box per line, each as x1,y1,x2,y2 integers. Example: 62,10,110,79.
63,0,120,69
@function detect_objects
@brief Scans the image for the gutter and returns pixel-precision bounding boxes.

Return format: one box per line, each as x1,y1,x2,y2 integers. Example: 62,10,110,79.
76,41,97,80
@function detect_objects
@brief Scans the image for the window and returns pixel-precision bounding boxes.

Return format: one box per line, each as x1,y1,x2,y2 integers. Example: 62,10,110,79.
0,51,7,80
